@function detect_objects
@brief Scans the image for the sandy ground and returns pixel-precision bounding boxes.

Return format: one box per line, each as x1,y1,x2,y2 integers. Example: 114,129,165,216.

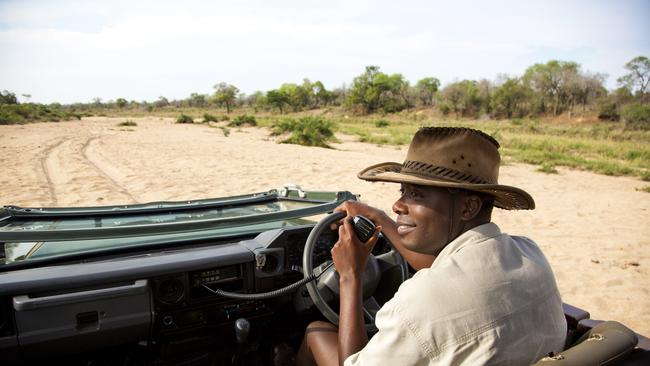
1,117,649,336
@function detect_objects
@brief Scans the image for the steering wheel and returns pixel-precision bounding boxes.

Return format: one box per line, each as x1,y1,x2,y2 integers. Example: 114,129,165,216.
303,211,409,332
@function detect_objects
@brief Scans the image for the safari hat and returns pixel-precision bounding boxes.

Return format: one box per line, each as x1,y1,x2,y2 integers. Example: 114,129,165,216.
358,127,535,210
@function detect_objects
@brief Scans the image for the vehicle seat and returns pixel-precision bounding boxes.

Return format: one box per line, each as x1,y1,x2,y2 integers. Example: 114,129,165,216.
533,321,641,365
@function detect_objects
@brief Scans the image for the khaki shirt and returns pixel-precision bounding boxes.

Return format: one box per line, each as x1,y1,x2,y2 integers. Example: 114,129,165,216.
345,223,567,365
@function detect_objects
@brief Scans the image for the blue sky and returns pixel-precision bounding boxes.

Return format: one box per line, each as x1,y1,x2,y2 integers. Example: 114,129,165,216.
0,0,648,104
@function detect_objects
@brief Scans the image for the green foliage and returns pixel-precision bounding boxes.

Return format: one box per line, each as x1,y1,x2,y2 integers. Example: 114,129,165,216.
1,90,19,105
115,98,128,109
523,60,581,115
176,114,194,124
271,116,335,148
117,120,137,127
441,80,482,118
211,82,239,113
202,113,218,123
266,89,290,113
0,104,80,124
219,126,230,137
228,114,257,126
220,114,230,121
188,93,208,107
375,119,390,128
621,103,650,130
491,78,529,119
346,66,411,114
415,77,440,106
597,101,620,121
638,186,650,193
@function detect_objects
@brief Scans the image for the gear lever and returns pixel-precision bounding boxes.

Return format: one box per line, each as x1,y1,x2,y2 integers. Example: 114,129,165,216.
235,318,250,344
232,318,251,365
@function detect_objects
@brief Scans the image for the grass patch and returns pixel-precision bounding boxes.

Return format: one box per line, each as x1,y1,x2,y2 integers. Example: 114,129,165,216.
271,116,336,148
219,126,230,137
176,114,194,124
637,186,650,193
117,120,137,127
228,114,257,127
375,119,390,128
537,163,558,174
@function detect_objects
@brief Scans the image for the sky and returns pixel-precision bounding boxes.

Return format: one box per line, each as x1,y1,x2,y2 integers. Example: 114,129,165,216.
0,0,649,104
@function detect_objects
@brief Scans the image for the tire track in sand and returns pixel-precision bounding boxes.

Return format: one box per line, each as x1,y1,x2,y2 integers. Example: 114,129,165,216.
38,138,67,206
41,133,138,205
82,135,138,204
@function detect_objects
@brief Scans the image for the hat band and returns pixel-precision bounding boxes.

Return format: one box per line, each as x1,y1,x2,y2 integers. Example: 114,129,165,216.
401,160,494,185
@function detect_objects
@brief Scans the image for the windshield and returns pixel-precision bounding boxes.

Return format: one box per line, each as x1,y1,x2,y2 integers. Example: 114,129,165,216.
0,189,355,266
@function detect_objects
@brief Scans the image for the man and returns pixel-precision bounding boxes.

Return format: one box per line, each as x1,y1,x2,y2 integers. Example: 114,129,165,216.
297,127,567,365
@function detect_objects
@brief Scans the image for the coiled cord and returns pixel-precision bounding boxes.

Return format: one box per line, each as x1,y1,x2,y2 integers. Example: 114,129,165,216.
201,262,334,300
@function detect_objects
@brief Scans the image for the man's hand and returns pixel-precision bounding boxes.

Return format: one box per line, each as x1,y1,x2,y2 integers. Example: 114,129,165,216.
331,217,382,279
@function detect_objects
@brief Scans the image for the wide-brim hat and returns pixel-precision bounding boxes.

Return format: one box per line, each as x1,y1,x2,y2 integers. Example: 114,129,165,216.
358,127,535,210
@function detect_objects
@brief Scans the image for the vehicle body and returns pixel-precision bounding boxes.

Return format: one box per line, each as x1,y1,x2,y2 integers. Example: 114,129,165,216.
0,187,648,365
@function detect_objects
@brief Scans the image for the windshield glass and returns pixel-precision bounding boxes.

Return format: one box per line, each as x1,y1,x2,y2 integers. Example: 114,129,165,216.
0,190,353,266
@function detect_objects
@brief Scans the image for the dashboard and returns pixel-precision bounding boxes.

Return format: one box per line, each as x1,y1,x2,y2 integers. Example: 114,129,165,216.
0,223,392,364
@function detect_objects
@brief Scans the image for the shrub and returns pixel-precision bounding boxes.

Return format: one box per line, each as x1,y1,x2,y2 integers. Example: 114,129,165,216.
271,116,335,148
375,119,390,128
621,103,650,130
202,113,218,123
176,114,194,124
228,114,256,127
220,115,230,121
598,101,620,121
117,120,137,127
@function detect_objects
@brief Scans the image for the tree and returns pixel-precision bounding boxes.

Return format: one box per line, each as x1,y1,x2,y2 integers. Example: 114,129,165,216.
523,60,580,115
617,56,650,102
0,90,18,105
415,77,440,106
346,66,411,113
212,82,239,113
115,98,128,109
491,78,529,118
266,89,290,113
188,92,208,107
154,96,169,108
441,80,481,118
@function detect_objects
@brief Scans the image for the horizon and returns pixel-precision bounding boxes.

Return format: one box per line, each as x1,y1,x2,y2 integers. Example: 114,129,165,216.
1,0,649,104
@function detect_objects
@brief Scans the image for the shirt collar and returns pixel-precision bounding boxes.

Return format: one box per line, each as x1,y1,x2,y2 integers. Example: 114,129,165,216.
433,222,501,264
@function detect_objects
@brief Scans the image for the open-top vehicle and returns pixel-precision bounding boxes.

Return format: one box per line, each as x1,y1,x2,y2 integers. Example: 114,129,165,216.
0,186,648,365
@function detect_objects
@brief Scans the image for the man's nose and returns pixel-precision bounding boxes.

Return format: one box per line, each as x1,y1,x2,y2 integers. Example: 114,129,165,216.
392,196,407,215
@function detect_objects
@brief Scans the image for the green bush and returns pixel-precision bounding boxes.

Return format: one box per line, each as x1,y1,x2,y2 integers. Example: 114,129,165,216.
117,120,137,127
375,119,390,128
271,116,335,148
439,103,451,116
220,115,230,121
0,104,78,125
598,101,620,121
621,103,650,130
228,114,256,127
202,113,218,123
176,114,194,124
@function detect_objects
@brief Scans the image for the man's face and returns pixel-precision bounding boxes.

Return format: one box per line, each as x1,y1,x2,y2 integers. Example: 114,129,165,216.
392,183,455,256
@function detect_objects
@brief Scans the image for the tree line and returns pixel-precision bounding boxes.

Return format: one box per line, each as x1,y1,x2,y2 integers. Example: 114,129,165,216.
2,56,649,124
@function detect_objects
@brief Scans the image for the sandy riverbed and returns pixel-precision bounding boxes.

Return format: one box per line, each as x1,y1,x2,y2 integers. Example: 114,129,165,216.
1,116,649,336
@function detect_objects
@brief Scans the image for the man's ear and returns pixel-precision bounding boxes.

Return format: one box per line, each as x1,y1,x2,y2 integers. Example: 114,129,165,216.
460,194,483,221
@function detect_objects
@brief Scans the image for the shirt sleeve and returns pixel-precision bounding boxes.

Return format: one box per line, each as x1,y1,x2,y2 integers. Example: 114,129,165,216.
344,301,430,366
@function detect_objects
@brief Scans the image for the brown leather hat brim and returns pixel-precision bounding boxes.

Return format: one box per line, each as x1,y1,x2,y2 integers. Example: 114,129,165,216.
358,162,535,210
